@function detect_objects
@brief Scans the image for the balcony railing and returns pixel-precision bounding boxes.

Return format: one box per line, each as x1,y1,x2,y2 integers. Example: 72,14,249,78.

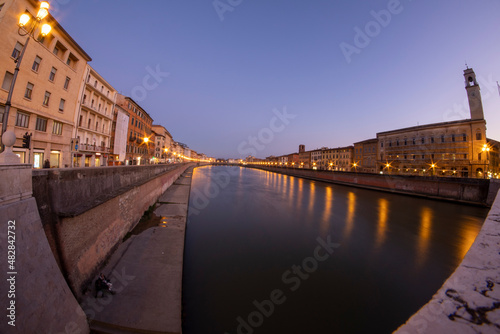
80,143,111,153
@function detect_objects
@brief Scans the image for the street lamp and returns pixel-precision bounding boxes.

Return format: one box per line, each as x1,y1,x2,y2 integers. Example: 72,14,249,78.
481,144,490,178
1,2,52,154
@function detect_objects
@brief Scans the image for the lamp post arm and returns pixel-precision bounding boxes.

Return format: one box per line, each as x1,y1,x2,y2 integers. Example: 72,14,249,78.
1,36,31,152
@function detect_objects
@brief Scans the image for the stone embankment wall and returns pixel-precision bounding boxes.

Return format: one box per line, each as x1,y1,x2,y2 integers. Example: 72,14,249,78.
395,186,500,333
249,166,498,206
0,164,89,334
32,163,195,299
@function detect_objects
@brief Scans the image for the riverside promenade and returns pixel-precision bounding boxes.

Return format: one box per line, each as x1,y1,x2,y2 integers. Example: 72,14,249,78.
83,167,194,334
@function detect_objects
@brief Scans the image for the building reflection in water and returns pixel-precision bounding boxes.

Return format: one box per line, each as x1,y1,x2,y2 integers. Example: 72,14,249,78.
375,198,389,250
416,206,433,268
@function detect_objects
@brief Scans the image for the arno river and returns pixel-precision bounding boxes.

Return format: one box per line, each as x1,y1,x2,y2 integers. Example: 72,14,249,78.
182,166,488,333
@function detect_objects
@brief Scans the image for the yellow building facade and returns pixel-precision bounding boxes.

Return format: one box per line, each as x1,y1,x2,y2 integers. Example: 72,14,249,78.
0,0,91,167
377,68,488,178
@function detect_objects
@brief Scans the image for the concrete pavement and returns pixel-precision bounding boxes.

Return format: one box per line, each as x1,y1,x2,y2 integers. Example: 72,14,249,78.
83,167,194,334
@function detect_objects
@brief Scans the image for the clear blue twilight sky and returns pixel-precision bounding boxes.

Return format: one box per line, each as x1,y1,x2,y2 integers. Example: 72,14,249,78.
52,0,500,159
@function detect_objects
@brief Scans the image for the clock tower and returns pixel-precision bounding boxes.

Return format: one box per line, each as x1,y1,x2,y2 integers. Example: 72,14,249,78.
464,67,484,120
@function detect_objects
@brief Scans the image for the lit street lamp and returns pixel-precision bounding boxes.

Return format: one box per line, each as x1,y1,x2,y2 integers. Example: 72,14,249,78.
481,144,490,179
1,2,52,154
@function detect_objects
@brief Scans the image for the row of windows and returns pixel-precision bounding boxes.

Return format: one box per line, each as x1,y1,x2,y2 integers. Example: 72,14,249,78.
2,72,66,111
14,111,63,135
385,153,469,161
381,133,482,148
126,145,149,154
127,102,152,126
82,94,110,114
355,147,376,154
87,75,111,97
78,115,109,134
11,44,72,90
131,117,146,130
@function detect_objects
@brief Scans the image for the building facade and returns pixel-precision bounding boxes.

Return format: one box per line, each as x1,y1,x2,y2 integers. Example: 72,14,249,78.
110,103,129,165
353,138,378,173
152,124,173,163
116,94,154,165
377,68,488,178
72,65,116,167
0,0,91,167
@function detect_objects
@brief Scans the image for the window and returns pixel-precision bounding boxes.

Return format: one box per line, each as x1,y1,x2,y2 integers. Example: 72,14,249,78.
43,91,51,106
25,82,34,99
15,112,29,128
49,67,57,81
64,76,70,90
35,117,47,132
462,134,467,142
421,137,425,144
59,99,65,112
451,134,455,142
476,132,482,140
2,71,13,90
32,56,41,72
11,42,23,59
53,46,60,56
52,121,63,135
441,135,445,143
431,137,434,144
0,105,4,124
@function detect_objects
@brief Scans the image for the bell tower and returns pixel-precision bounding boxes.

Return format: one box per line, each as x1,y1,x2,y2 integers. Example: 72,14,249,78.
464,67,484,120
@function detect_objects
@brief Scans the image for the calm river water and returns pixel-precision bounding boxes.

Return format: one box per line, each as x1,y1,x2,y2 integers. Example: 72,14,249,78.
182,166,488,334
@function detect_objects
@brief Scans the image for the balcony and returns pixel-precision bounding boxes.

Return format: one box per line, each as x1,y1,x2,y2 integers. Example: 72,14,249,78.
80,143,111,153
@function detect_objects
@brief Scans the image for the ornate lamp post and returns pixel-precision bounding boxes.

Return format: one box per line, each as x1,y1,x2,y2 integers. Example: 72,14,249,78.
0,2,52,156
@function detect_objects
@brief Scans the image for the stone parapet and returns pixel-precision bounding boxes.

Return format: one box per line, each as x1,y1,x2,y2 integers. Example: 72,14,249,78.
0,164,32,206
394,188,500,333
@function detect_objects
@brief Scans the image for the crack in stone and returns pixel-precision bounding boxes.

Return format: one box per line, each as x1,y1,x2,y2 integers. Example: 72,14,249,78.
446,286,500,329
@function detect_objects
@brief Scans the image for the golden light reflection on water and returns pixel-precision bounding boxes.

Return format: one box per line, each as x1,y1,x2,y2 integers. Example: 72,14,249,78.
458,220,482,261
343,192,356,239
296,178,304,211
416,207,433,267
288,175,294,204
375,198,388,250
308,182,316,214
321,187,333,235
